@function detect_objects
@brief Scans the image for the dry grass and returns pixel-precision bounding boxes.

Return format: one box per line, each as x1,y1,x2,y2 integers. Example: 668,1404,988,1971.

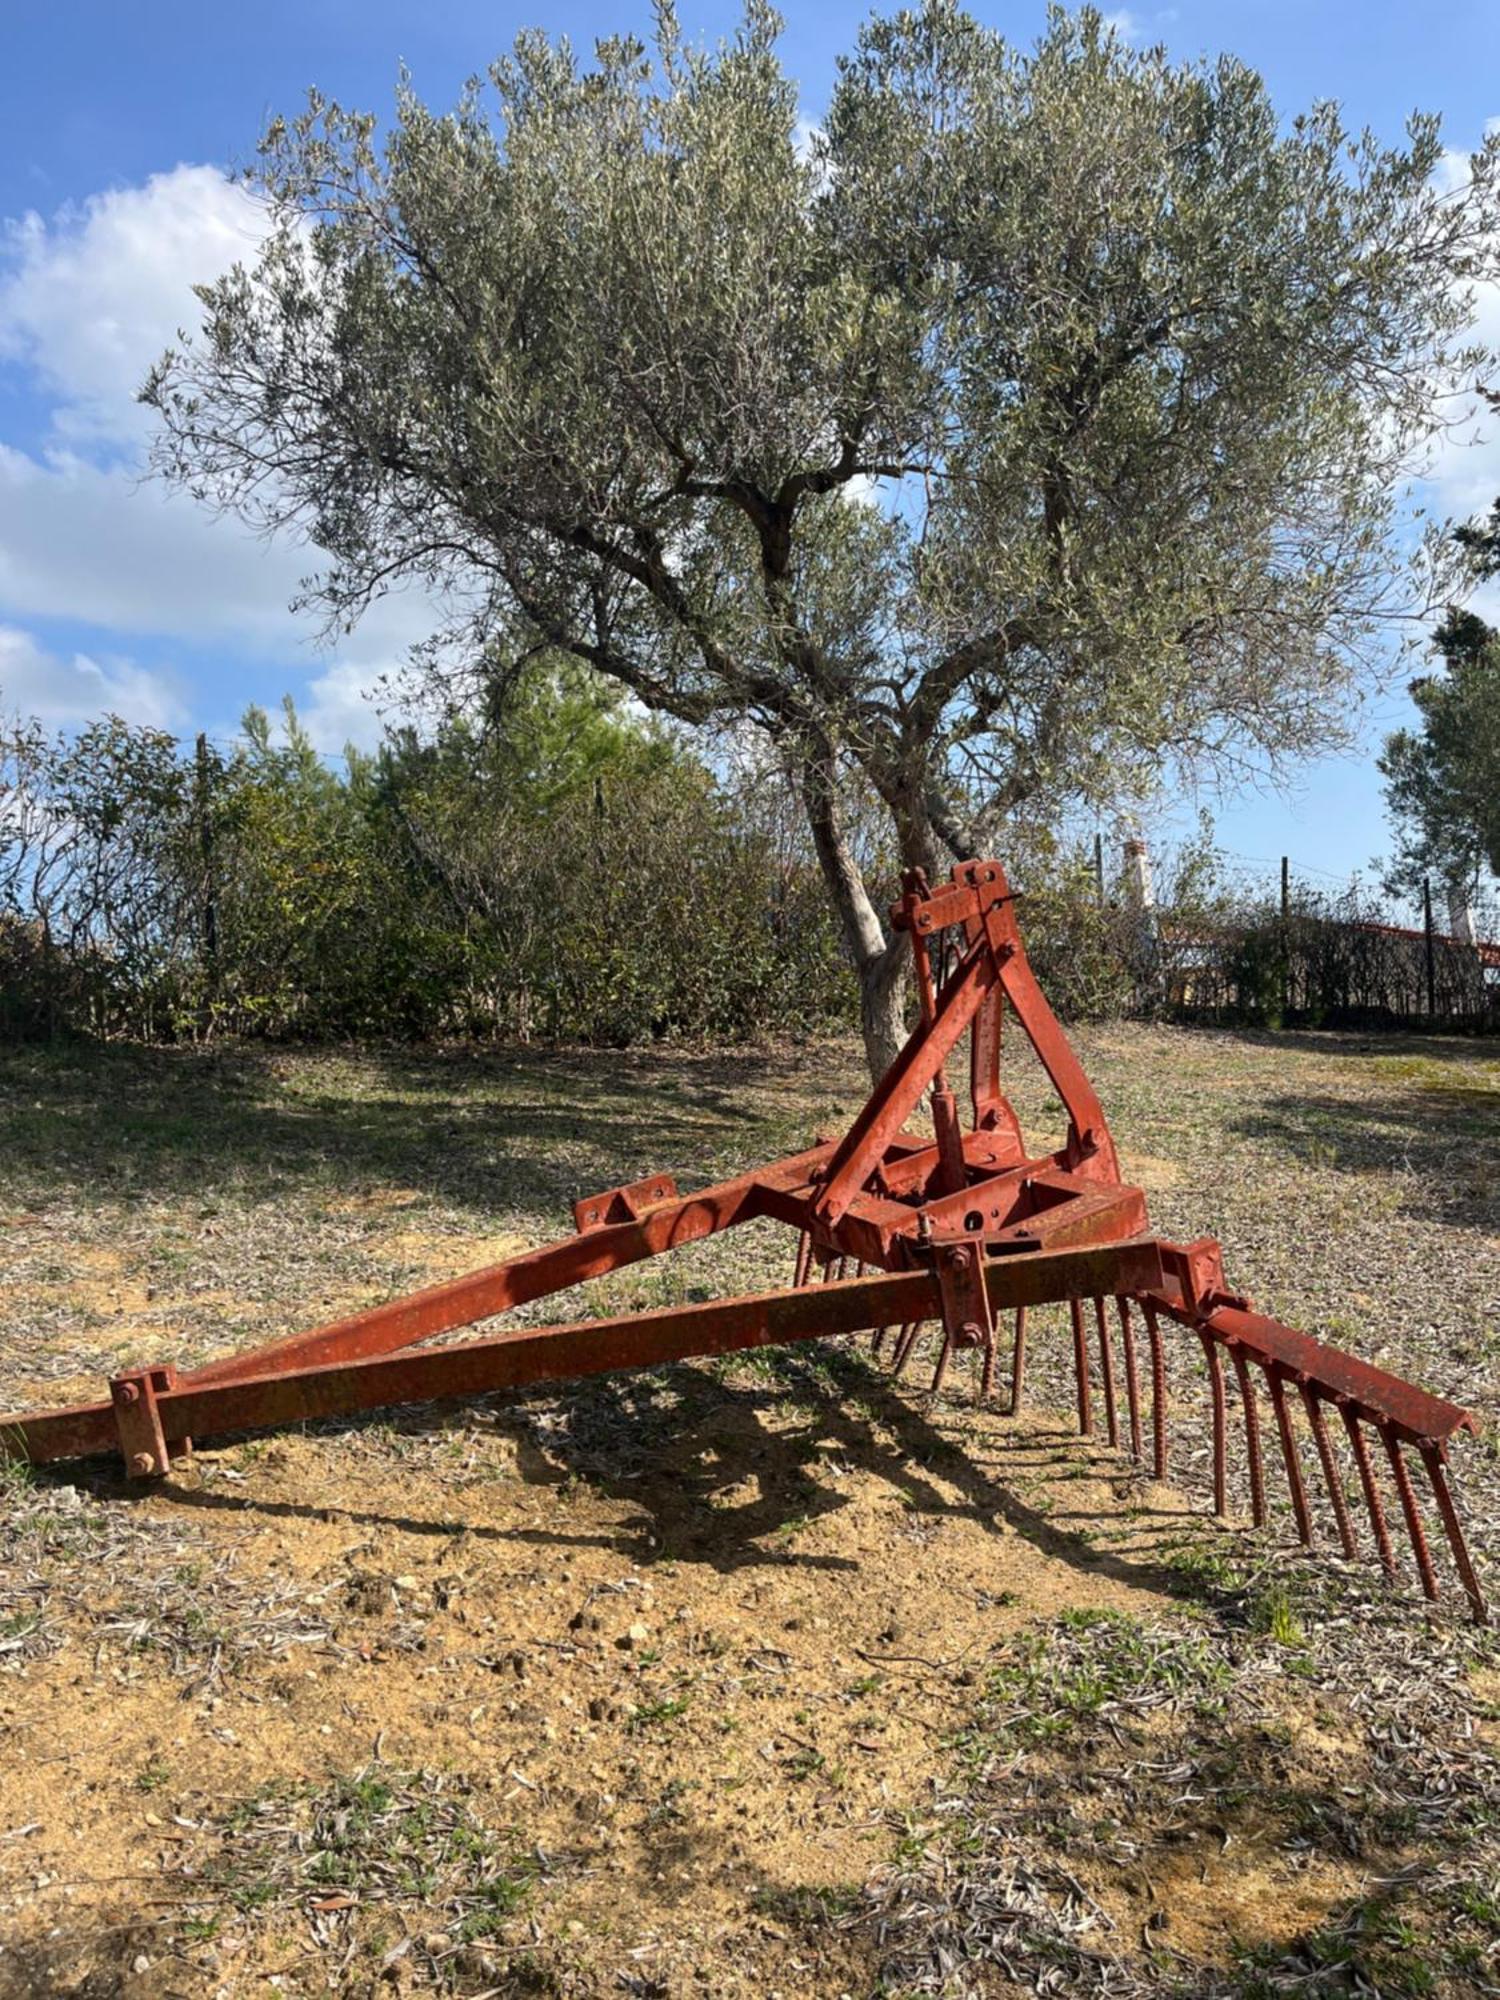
0,1026,1496,1997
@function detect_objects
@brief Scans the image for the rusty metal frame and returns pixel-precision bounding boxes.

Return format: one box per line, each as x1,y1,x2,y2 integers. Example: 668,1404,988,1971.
1,859,1485,1622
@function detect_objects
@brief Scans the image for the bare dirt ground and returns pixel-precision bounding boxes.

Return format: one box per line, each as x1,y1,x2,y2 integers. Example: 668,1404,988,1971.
0,1024,1496,1998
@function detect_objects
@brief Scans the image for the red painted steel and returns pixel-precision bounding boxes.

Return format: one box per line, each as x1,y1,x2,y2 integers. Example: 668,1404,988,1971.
0,858,1485,1622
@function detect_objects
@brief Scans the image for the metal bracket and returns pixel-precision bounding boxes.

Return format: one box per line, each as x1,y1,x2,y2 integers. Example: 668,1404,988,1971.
109,1365,185,1479
574,1173,679,1233
936,1242,994,1352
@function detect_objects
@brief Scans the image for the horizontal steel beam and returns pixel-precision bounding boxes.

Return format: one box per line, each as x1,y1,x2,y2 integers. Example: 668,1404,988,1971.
1150,1291,1476,1447
1,1240,1166,1471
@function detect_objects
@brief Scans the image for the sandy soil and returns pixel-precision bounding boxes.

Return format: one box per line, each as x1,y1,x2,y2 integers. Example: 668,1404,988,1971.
0,1027,1496,1997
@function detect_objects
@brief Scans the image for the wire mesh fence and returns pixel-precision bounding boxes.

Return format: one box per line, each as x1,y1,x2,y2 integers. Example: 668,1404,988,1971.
1095,839,1500,1032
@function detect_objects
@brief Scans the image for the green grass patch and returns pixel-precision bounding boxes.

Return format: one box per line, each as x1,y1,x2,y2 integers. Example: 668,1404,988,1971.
957,1608,1231,1762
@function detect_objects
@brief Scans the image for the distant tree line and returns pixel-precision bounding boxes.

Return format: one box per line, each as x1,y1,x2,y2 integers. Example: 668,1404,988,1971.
0,669,857,1045
4,673,1493,1047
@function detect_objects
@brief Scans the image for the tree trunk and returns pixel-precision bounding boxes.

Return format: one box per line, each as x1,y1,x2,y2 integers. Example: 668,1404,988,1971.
856,931,911,1077
799,749,910,1079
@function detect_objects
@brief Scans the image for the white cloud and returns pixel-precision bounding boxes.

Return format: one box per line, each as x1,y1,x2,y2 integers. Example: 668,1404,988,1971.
0,440,433,659
0,162,445,746
1101,11,1142,44
0,165,268,451
792,116,823,163
298,658,398,754
0,441,308,644
1422,131,1500,540
0,623,184,730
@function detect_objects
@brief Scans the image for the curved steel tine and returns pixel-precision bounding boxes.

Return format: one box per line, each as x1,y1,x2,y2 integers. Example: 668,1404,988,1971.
979,1325,997,1404
870,1324,887,1357
1116,1298,1143,1461
1009,1305,1028,1416
1265,1368,1314,1547
892,1322,923,1379
1143,1300,1168,1480
1379,1426,1439,1602
930,1332,953,1398
1070,1298,1093,1437
1418,1442,1488,1624
1094,1298,1119,1448
1196,1329,1229,1517
1298,1384,1357,1559
1228,1344,1267,1528
1339,1404,1397,1581
792,1231,812,1289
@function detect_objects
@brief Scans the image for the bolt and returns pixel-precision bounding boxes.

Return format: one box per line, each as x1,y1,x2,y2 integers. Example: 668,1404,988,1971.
958,1321,985,1349
116,1382,140,1406
129,1452,156,1478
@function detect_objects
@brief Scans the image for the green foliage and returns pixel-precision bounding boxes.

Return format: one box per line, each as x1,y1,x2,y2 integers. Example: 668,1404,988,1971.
1381,606,1500,900
0,665,854,1046
384,663,851,1044
959,1608,1230,1759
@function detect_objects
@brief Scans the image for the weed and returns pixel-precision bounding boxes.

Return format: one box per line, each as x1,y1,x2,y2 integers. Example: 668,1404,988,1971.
627,1691,693,1733
960,1610,1230,1758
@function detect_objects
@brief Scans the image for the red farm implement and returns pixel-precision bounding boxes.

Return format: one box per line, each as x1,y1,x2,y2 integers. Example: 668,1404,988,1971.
1,859,1485,1621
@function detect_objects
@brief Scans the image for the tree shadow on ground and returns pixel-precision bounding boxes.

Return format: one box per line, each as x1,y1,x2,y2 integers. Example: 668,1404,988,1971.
1229,1082,1500,1234
0,1040,851,1223
128,1338,1199,1607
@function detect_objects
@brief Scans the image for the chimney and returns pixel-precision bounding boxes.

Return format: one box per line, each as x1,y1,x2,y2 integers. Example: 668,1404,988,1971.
1123,835,1155,916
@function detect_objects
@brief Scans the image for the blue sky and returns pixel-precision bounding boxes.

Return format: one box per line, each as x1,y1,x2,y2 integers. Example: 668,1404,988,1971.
3,0,1499,908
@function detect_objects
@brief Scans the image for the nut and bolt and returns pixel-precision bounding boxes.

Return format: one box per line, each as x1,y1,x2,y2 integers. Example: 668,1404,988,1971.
129,1452,157,1478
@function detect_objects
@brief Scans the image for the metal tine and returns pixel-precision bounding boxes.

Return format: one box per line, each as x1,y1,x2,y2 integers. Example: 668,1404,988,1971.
1417,1441,1488,1625
1265,1368,1314,1547
891,1321,924,1378
1228,1344,1267,1528
1196,1330,1229,1517
1298,1384,1358,1560
792,1231,813,1289
1009,1306,1028,1417
1379,1426,1439,1602
979,1326,997,1404
930,1332,954,1398
1069,1298,1093,1437
1339,1404,1398,1582
1094,1298,1119,1448
1143,1300,1168,1480
1116,1298,1143,1461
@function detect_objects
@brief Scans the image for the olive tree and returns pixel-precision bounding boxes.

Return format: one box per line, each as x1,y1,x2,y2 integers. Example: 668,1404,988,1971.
144,1,1500,1071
